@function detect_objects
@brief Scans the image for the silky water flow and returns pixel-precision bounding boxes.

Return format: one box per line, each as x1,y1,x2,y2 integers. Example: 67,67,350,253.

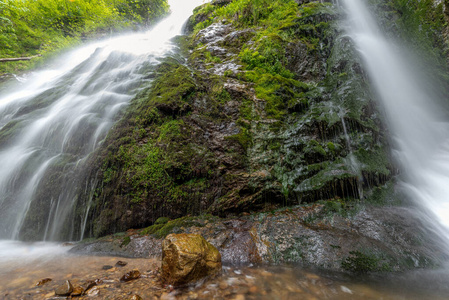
0,0,208,242
342,0,449,246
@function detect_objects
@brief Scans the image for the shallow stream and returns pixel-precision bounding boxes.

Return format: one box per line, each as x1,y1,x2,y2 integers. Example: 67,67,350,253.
1,242,449,300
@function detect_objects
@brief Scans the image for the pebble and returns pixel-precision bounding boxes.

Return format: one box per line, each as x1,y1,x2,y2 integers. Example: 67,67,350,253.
71,286,84,296
35,278,52,286
129,295,143,300
103,265,114,270
218,281,228,290
87,286,100,296
120,269,141,282
55,280,73,296
83,280,97,292
116,260,128,267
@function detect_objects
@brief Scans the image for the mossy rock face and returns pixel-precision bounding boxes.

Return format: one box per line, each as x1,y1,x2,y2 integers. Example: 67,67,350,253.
76,56,251,237
75,0,399,239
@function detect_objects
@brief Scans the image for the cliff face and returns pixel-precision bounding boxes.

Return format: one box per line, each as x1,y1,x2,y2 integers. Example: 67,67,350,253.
73,0,397,238
63,0,449,272
68,0,449,241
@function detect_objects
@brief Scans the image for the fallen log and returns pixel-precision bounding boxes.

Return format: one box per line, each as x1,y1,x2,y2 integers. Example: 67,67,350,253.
0,54,42,62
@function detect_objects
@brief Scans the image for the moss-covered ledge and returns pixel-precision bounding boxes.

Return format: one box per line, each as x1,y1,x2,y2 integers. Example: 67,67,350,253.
71,204,447,273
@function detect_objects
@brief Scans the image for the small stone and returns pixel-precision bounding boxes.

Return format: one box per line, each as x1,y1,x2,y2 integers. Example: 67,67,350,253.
120,269,141,282
71,286,84,296
82,280,97,293
55,280,74,296
249,286,258,294
35,278,52,286
102,265,114,270
116,261,128,267
218,281,228,290
128,295,143,300
86,286,100,296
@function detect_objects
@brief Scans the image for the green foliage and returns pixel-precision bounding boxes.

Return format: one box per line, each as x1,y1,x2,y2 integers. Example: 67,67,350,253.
0,0,169,74
388,0,449,87
212,0,297,28
391,0,445,43
113,0,169,25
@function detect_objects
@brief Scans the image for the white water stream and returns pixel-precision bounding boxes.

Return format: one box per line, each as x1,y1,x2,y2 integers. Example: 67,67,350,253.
0,0,207,241
343,0,449,244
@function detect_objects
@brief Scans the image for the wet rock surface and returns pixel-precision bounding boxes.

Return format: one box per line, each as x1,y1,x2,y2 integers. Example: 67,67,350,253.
76,0,397,240
71,205,447,272
162,234,222,286
54,280,73,296
72,234,162,258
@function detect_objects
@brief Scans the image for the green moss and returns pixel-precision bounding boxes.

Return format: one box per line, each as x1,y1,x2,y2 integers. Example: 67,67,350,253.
141,223,165,235
120,236,131,247
142,215,213,238
341,250,391,274
148,64,196,110
365,181,403,206
155,217,170,225
225,127,251,151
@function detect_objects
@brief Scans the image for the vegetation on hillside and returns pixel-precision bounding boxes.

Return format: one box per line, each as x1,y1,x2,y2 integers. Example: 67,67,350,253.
0,0,169,74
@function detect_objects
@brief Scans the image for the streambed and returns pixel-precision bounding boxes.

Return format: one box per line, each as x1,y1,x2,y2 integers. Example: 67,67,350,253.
1,241,449,300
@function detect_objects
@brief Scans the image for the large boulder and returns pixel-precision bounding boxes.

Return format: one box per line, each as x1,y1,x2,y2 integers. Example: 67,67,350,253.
162,233,222,286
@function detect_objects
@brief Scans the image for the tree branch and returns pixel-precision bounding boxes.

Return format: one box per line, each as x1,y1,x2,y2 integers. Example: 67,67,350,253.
0,55,42,62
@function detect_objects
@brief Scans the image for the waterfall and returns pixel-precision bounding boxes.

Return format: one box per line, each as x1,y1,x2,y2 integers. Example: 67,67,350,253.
342,0,449,244
0,0,207,241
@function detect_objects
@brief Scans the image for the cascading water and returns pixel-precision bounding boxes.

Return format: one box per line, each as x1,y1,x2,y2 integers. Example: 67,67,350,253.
342,0,449,245
0,0,207,241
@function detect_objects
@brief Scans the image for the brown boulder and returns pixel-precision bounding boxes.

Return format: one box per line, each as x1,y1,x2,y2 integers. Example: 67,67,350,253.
162,233,222,286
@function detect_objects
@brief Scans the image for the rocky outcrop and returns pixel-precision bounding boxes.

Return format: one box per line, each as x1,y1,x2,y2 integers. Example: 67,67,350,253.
161,233,222,286
71,0,397,240
71,204,447,273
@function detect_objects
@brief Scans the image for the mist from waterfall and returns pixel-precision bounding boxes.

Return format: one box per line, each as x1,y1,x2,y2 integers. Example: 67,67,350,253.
342,0,449,245
0,0,207,241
